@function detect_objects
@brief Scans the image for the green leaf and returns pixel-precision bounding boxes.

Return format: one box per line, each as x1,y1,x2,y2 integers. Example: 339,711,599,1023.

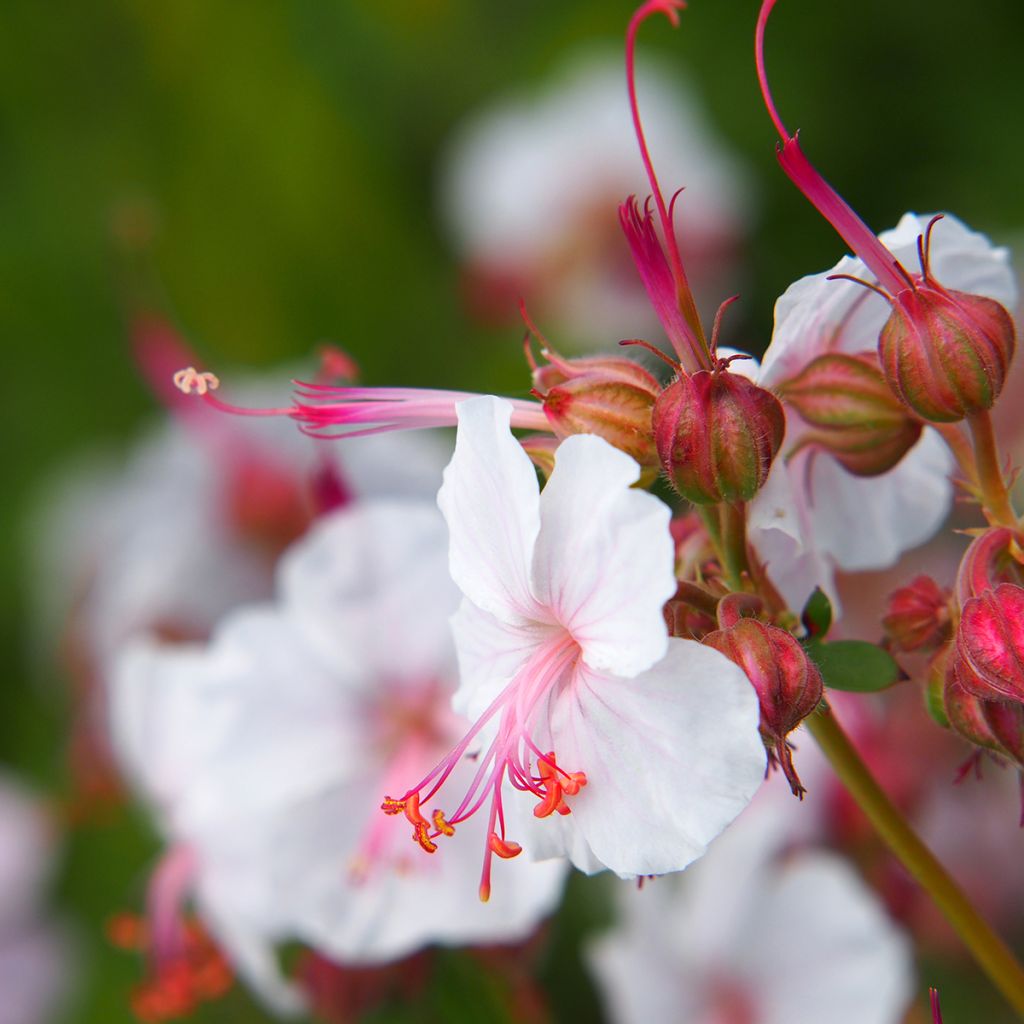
801,587,833,639
806,639,902,692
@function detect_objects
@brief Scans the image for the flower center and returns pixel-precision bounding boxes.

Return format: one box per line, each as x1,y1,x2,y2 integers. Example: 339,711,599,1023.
380,631,587,901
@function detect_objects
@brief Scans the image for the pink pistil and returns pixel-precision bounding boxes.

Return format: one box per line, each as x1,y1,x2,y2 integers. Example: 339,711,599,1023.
755,0,912,298
173,370,550,440
622,0,712,371
381,632,585,902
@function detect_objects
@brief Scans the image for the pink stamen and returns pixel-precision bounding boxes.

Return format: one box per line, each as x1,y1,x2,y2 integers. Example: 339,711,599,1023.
755,0,911,297
623,1,711,369
381,633,584,901
146,844,198,969
173,372,551,439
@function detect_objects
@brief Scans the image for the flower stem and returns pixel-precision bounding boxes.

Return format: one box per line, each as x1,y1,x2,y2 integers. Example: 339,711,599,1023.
718,502,749,591
807,704,1024,1017
967,411,1017,527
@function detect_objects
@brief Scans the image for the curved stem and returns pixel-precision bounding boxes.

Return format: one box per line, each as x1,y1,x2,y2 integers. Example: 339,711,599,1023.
807,705,1024,1017
933,421,979,491
967,411,1016,527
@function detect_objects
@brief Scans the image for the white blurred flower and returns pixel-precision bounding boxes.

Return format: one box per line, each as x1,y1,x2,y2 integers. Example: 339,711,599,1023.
588,776,915,1024
439,50,752,344
110,500,566,1014
0,776,70,1024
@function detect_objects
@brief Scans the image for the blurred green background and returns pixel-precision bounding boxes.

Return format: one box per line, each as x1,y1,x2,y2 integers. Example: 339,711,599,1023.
4,0,1024,1020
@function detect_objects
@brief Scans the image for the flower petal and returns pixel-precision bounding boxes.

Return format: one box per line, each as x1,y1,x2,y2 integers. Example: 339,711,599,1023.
279,501,459,682
437,397,544,624
535,638,764,877
532,434,675,677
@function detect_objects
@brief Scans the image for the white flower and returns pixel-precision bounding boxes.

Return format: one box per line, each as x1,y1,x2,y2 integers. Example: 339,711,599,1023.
111,500,565,1014
0,775,70,1024
385,396,764,898
438,51,751,343
748,213,1016,611
588,776,916,1024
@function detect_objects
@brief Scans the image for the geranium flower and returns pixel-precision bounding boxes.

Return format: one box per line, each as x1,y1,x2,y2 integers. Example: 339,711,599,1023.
382,396,765,899
746,213,1016,610
587,775,915,1024
110,500,565,1014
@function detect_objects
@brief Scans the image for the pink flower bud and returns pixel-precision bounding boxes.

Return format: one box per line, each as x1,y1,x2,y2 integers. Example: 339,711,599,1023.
653,365,785,505
535,356,662,469
955,527,1024,604
882,575,952,653
956,583,1024,704
945,659,1024,771
703,618,822,795
878,284,1016,423
777,351,922,476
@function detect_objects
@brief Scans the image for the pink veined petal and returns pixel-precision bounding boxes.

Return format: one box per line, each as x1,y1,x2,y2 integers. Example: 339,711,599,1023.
531,434,675,678
449,598,559,724
437,397,546,625
539,639,764,877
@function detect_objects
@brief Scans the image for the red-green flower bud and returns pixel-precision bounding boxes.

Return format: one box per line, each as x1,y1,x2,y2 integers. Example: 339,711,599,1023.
945,659,1024,771
883,575,952,653
532,352,661,468
703,618,822,795
653,366,785,505
777,351,921,476
878,284,1016,423
956,583,1024,704
955,527,1024,604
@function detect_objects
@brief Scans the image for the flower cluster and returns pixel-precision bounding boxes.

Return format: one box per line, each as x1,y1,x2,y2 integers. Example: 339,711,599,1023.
31,0,1024,1021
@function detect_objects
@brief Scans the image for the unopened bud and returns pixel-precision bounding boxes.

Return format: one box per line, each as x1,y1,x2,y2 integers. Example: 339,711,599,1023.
945,659,1024,770
956,583,1024,703
883,575,952,653
703,618,822,795
778,351,921,476
878,284,1016,423
955,527,1024,604
533,352,661,468
654,365,785,505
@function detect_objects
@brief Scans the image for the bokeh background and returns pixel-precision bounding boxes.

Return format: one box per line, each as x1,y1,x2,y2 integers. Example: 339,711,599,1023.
4,0,1024,1020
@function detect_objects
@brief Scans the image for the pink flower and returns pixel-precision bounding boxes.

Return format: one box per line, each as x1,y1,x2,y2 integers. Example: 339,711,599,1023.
382,397,765,900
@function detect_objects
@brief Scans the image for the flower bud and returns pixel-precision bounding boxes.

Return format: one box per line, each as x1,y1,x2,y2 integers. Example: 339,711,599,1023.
878,284,1016,423
955,527,1024,605
653,366,785,505
703,618,822,795
532,352,661,468
956,583,1024,703
882,575,952,653
777,351,921,476
945,659,1024,771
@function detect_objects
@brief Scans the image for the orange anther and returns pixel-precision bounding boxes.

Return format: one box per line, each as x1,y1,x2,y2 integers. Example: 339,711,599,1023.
402,792,428,827
380,796,405,816
432,809,455,836
413,822,437,854
561,771,588,795
533,783,562,819
488,833,523,859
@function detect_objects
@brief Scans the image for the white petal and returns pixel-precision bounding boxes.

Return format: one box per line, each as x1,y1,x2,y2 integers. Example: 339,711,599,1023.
279,501,459,681
806,428,953,572
437,397,544,624
539,639,764,877
531,435,675,677
449,598,556,722
749,855,915,1024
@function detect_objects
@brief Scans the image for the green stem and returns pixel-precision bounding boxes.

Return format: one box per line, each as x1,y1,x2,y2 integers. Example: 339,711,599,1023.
967,411,1017,527
808,705,1024,1018
718,501,748,591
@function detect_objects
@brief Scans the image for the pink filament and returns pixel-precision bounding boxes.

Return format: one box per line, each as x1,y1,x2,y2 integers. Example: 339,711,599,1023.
624,0,710,369
754,0,911,297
